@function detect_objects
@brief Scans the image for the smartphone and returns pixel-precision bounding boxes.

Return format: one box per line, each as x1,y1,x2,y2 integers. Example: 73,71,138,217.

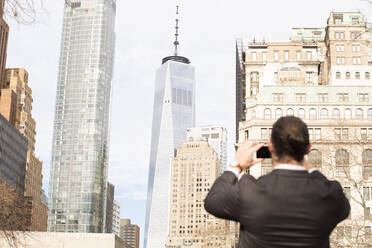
257,146,271,159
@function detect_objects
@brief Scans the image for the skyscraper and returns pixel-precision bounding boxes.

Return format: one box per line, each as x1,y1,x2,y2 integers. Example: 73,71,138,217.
187,125,228,173
2,68,48,231
120,219,140,248
48,0,116,233
0,0,9,84
144,7,196,247
166,141,232,247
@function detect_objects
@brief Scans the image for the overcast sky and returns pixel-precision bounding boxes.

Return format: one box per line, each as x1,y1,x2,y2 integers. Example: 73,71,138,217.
5,0,370,246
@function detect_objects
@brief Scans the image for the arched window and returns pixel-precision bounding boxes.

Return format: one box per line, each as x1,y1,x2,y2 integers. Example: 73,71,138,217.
356,108,364,120
362,149,372,178
308,149,322,168
321,108,328,119
366,72,370,80
286,108,294,116
264,108,271,120
275,108,283,119
368,109,372,120
344,108,352,119
336,72,341,79
346,72,351,79
336,149,349,177
356,72,361,79
309,108,317,120
298,108,305,119
332,108,340,119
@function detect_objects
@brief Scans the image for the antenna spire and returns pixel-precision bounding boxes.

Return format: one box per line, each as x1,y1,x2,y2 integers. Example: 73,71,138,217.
174,5,180,56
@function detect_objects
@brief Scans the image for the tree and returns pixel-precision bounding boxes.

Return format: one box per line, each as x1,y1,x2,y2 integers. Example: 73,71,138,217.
3,0,45,24
0,183,28,248
307,127,372,248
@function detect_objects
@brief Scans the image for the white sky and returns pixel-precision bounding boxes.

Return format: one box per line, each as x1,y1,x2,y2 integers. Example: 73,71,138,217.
5,0,370,246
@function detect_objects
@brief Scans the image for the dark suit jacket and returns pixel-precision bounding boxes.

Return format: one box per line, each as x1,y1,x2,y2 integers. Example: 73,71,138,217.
204,169,350,248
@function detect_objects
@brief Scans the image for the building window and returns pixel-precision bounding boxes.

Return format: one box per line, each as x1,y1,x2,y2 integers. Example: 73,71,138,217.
321,108,328,119
338,93,349,102
264,108,271,120
297,51,301,61
361,128,368,140
340,32,344,39
298,108,305,119
353,57,362,65
307,51,312,61
336,72,341,79
336,149,349,177
341,56,345,64
358,93,369,102
286,108,294,116
306,72,313,83
252,52,257,61
275,108,283,119
251,72,259,82
356,71,361,79
245,130,249,140
284,51,289,61
335,32,339,39
342,128,349,140
274,72,278,82
363,186,372,201
318,93,328,102
352,44,361,52
335,18,342,24
346,72,351,79
356,108,364,120
362,149,372,179
332,108,340,119
262,52,267,62
337,57,341,64
366,72,370,80
274,51,279,61
352,17,359,25
261,128,268,140
296,93,306,102
308,149,322,167
368,109,372,120
309,108,317,120
308,128,313,140
344,108,352,119
315,128,321,140
273,93,283,102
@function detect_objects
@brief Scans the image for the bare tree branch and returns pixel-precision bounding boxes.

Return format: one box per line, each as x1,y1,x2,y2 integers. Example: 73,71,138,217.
3,0,46,24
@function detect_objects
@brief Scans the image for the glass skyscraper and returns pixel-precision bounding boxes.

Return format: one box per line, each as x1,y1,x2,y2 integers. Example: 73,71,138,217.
48,0,116,233
144,56,196,248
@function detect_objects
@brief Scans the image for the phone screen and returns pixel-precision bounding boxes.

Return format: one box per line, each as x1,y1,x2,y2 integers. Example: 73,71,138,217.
257,146,271,159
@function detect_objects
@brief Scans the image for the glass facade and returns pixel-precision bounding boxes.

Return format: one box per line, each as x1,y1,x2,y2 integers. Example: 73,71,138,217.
0,114,28,196
144,59,196,248
48,0,116,233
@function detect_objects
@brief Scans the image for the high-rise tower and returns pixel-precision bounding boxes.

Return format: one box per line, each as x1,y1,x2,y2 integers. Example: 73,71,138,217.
48,0,116,233
144,6,196,248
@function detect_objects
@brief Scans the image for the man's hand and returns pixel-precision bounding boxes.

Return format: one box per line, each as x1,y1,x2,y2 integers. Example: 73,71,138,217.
234,142,264,170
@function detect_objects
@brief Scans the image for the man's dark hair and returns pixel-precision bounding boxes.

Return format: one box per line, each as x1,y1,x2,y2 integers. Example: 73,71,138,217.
271,116,309,162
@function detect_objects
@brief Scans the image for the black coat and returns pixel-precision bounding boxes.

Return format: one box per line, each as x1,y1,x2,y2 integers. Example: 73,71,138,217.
204,169,350,248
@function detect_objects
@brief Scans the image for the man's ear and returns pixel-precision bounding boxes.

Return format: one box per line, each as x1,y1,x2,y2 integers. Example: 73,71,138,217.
305,143,312,155
268,139,274,153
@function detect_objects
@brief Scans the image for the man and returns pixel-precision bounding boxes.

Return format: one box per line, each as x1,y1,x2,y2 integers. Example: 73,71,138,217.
204,116,350,248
